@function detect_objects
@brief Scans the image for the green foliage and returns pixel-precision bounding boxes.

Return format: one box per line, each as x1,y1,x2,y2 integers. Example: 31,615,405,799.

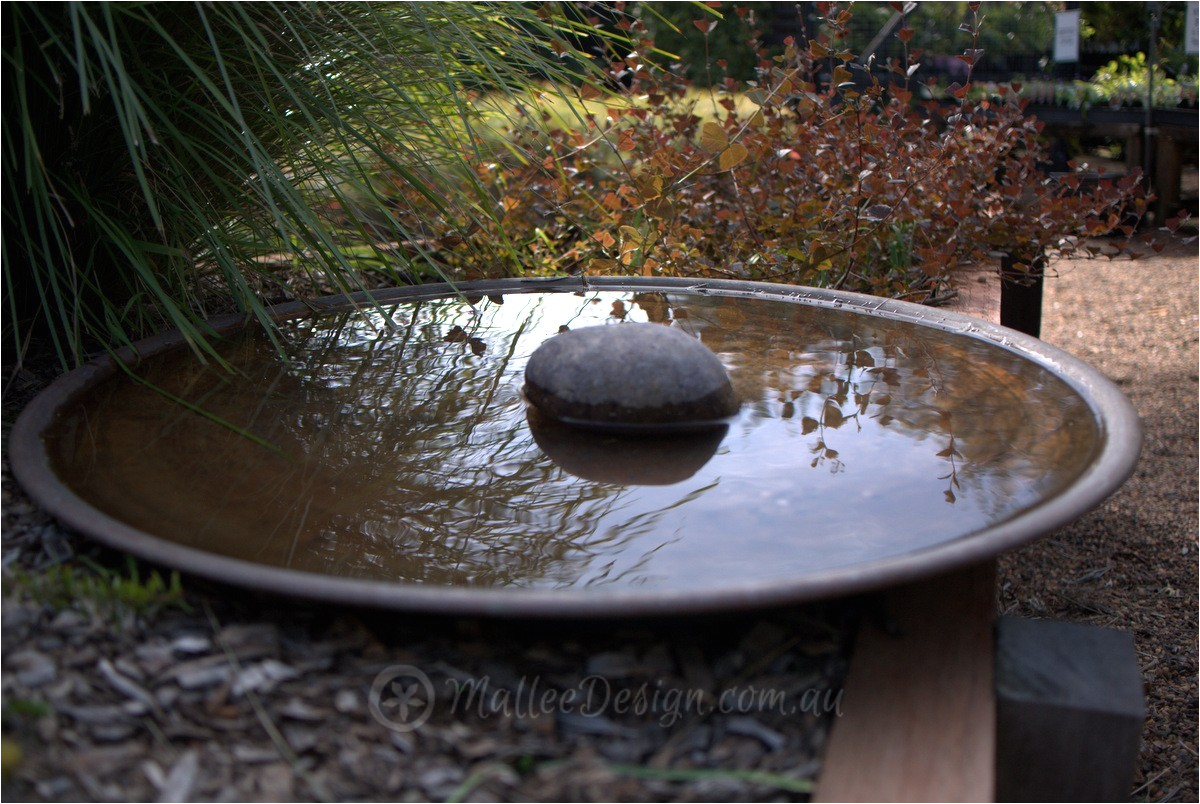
2,1,592,375
640,2,758,83
1089,52,1196,107
1082,2,1193,67
859,1,1056,77
643,2,1059,84
1,699,52,726
1018,52,1199,110
3,555,189,620
382,3,1157,298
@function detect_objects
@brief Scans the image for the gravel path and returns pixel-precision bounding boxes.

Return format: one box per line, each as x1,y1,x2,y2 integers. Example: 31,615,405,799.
998,232,1199,802
2,234,1196,802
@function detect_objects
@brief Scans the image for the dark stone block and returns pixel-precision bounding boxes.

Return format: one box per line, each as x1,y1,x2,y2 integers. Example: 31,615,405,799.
995,616,1145,803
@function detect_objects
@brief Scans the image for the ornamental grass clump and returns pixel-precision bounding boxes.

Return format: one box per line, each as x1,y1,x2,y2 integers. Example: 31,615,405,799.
2,1,599,375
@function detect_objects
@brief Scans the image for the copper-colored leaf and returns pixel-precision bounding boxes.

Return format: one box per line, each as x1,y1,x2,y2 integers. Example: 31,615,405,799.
957,49,983,67
852,349,875,367
822,403,845,429
719,142,749,171
699,121,728,153
586,258,618,274
635,174,663,201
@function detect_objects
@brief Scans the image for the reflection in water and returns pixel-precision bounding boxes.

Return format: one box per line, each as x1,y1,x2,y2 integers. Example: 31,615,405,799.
46,290,1102,591
527,408,726,485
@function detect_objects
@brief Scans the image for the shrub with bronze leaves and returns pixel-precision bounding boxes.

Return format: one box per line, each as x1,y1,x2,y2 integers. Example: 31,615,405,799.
389,2,1178,300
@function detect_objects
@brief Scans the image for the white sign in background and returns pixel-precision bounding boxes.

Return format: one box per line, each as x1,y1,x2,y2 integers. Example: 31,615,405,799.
1054,9,1081,64
1186,2,1198,56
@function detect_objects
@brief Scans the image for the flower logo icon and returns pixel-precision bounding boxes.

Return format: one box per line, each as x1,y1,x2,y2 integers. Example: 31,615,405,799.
369,665,435,732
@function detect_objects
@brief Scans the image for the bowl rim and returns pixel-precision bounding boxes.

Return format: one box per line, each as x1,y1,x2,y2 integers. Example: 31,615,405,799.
8,276,1143,618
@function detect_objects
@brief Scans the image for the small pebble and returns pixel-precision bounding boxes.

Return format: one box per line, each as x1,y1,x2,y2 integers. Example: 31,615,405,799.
9,649,56,687
334,689,361,714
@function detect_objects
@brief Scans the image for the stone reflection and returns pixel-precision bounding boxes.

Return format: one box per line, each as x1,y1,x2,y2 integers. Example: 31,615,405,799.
44,288,1102,592
527,408,725,485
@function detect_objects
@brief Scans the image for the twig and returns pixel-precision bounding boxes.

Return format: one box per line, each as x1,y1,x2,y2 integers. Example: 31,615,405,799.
1129,767,1167,797
98,658,162,717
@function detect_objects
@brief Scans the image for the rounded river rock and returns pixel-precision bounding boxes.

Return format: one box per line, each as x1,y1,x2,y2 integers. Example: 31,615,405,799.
523,323,739,430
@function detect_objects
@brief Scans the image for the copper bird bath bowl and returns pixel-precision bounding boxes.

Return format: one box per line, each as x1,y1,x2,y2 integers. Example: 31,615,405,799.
9,278,1142,617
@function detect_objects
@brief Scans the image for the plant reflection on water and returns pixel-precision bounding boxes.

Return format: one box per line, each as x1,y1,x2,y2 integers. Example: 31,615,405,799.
47,289,1100,591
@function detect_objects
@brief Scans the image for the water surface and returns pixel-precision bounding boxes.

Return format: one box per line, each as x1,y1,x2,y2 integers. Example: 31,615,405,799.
45,289,1101,590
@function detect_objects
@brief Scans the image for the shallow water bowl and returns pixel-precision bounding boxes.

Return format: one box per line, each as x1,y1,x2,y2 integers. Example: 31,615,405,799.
10,278,1142,617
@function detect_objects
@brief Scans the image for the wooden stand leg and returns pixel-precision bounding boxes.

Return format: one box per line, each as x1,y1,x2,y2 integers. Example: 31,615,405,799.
999,254,1045,338
1155,135,1182,222
816,562,997,803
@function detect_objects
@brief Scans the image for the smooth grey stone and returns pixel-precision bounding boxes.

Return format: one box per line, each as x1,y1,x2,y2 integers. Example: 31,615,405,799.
523,323,738,430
